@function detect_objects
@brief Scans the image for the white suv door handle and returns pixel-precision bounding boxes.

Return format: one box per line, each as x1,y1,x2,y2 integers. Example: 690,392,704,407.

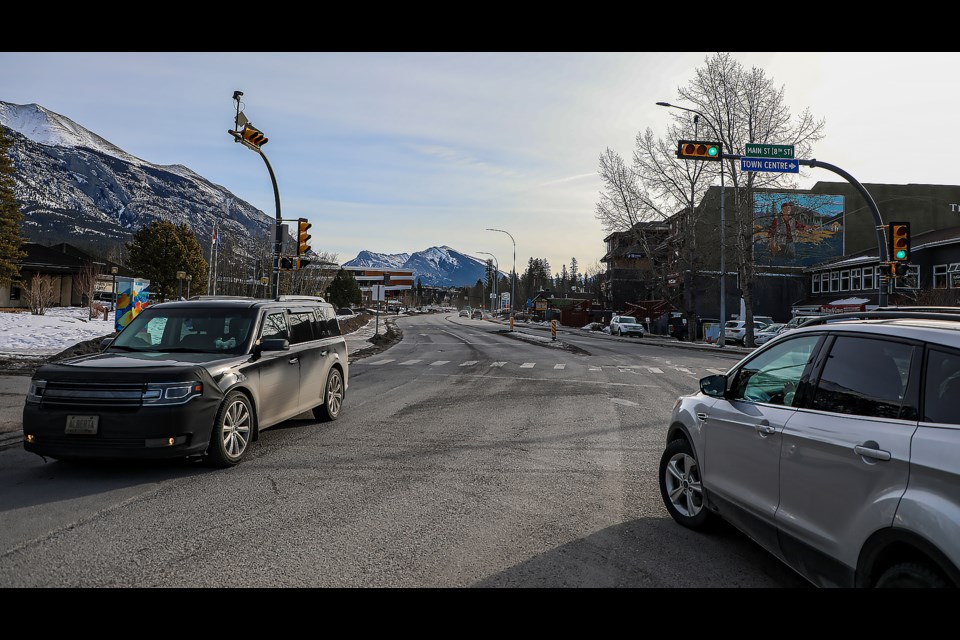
854,445,891,462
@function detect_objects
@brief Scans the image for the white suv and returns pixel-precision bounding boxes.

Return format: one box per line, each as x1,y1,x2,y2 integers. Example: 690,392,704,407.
610,315,645,338
658,310,960,587
723,320,768,345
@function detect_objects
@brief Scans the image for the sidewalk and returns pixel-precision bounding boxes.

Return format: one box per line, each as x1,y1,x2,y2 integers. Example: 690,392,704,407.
485,316,755,356
0,375,29,445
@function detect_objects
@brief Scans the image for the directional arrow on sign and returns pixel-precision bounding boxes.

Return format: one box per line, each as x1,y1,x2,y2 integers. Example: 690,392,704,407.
740,157,800,173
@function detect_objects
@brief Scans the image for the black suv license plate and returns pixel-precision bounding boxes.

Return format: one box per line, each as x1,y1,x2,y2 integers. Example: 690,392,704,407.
65,415,99,435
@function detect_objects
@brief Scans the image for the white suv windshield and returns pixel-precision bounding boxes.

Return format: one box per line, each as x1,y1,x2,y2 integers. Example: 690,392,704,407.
619,317,637,324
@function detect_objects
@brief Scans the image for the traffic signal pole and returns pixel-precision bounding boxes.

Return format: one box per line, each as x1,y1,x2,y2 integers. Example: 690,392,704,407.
257,151,283,300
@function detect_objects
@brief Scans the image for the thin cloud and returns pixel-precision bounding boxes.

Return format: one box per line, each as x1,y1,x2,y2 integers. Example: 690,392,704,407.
411,144,515,177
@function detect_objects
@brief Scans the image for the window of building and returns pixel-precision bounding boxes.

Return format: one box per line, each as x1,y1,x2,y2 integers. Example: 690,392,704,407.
812,336,916,420
894,265,920,290
948,263,960,289
934,264,948,289
863,266,875,290
850,268,861,291
831,271,839,292
840,270,850,292
8,285,20,301
820,272,829,293
811,274,821,294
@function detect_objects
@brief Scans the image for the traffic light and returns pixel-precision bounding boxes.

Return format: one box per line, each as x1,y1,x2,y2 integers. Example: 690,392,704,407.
279,257,294,271
297,218,312,256
894,262,910,278
241,124,268,149
676,140,722,161
889,222,910,262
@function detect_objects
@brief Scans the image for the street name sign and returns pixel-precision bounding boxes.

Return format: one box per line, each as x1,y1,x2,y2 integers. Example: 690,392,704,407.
745,143,794,158
740,157,800,174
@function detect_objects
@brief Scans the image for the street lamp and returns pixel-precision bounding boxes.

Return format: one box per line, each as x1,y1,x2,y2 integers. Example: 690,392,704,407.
657,101,726,347
186,274,193,299
477,251,499,314
176,270,186,300
486,228,515,330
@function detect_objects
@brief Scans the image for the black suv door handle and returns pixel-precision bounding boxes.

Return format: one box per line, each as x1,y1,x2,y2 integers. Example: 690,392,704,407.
854,444,891,462
288,356,299,364
755,421,776,436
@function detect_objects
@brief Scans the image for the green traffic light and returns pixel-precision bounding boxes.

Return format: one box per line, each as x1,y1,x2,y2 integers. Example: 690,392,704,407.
895,250,907,260
708,146,719,157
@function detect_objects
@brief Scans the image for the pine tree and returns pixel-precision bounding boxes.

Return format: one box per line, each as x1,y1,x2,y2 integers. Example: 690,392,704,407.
127,220,208,301
327,268,362,308
0,126,25,287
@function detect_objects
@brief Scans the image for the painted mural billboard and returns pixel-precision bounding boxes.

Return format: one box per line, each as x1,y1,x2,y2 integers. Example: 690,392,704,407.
753,193,845,267
114,277,151,332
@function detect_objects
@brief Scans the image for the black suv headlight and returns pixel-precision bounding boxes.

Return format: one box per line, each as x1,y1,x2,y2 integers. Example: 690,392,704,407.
141,381,204,406
25,379,46,404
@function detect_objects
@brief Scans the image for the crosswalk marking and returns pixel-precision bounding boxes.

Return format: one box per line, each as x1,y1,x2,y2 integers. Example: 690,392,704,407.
430,360,450,366
490,361,506,367
399,359,422,365
554,364,565,369
678,367,695,374
520,362,535,368
359,359,715,378
460,361,478,367
707,368,726,375
647,367,664,374
589,366,601,371
368,359,395,365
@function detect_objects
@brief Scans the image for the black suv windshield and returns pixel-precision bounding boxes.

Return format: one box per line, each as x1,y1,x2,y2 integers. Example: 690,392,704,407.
112,307,257,354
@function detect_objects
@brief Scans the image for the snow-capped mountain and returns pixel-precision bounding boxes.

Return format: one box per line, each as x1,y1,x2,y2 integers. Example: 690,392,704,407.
343,250,410,270
343,245,503,287
0,101,271,252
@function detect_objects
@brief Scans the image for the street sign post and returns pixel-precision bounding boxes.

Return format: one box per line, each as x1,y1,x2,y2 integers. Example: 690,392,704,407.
740,157,800,174
745,143,795,159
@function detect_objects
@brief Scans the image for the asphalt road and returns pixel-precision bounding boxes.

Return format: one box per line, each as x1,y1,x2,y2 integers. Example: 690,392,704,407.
0,313,807,587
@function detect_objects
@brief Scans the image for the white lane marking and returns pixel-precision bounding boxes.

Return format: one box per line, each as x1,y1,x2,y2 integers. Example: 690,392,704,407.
554,364,565,369
707,368,726,375
678,367,695,374
647,367,664,374
421,373,658,388
419,333,429,337
490,361,506,367
520,362,535,368
589,366,601,371
430,360,451,366
460,361,478,366
399,359,422,365
619,368,637,374
610,398,639,407
367,359,395,365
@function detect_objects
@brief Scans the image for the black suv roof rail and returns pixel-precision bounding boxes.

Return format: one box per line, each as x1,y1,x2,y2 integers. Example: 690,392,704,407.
800,310,960,327
276,295,328,303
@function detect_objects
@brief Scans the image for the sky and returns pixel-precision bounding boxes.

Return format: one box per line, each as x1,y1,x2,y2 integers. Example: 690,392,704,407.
1,52,956,277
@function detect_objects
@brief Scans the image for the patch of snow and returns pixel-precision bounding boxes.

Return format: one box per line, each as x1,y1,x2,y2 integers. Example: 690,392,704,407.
0,307,116,356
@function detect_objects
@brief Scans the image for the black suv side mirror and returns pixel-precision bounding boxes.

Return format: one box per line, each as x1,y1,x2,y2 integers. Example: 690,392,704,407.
256,338,290,354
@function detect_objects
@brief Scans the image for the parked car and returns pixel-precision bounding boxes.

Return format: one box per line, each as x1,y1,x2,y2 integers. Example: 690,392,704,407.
337,307,356,317
779,315,821,334
753,322,786,345
723,320,768,345
459,308,470,317
22,295,348,467
471,309,483,319
658,310,960,587
611,315,645,338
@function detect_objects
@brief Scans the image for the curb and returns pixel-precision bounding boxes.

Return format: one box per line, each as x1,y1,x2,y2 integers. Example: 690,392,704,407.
0,431,22,452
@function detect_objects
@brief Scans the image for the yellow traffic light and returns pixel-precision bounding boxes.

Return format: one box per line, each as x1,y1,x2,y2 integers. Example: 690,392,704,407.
676,139,722,161
241,124,268,148
297,218,312,256
889,222,910,262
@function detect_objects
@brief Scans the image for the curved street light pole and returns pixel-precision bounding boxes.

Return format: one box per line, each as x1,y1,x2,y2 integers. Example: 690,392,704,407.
657,101,726,347
486,228,515,329
477,251,499,313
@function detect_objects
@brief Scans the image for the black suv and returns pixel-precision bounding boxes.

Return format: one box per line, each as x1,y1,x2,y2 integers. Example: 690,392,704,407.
23,296,349,466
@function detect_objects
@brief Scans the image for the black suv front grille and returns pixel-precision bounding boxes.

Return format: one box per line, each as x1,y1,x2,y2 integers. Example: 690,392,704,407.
41,381,147,408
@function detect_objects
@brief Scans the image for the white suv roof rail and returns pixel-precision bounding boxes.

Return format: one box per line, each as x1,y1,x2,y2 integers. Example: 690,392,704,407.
276,295,327,303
